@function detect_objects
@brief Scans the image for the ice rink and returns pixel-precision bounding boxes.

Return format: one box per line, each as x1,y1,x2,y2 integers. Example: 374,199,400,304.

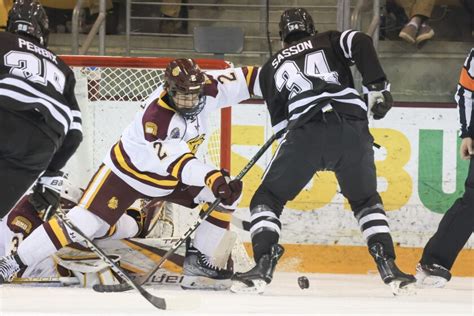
0,272,472,315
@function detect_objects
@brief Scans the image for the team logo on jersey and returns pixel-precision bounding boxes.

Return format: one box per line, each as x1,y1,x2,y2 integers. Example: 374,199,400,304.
11,216,33,234
172,67,180,77
187,134,205,154
145,122,158,136
107,197,119,210
170,127,181,139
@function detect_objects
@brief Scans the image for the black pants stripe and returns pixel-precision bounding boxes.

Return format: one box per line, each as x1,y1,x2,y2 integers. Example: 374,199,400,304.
421,157,474,270
0,108,57,218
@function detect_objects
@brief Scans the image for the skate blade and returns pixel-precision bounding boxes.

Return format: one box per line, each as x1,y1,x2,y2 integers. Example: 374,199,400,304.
230,279,266,294
389,280,417,296
415,275,448,289
181,275,231,291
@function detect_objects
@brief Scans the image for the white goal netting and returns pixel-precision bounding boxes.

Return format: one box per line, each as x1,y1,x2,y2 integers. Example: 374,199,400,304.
66,62,227,187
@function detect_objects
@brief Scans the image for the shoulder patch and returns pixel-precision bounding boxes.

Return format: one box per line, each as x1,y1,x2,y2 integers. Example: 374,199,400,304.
170,127,181,139
144,122,158,136
203,74,219,98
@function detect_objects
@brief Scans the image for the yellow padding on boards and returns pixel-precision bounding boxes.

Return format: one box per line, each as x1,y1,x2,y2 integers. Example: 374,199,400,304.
242,243,474,277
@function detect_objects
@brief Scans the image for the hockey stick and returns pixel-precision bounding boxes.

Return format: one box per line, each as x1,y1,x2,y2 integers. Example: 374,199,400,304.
94,133,278,293
231,214,251,231
54,208,167,310
12,276,79,285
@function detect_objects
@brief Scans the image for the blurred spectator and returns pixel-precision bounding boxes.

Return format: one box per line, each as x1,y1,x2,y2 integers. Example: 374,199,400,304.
131,0,186,34
396,0,436,44
39,0,117,34
396,0,472,44
0,0,14,31
160,0,184,33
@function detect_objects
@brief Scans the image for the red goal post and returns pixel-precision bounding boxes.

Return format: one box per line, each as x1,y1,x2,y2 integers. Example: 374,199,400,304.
62,55,232,171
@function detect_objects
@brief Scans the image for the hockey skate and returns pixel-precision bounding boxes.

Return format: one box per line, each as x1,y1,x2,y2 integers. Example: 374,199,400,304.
231,244,285,294
415,263,451,288
181,247,233,290
369,243,416,295
0,255,23,283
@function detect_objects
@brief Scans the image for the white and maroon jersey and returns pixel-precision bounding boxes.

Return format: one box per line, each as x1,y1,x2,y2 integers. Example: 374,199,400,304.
103,66,260,197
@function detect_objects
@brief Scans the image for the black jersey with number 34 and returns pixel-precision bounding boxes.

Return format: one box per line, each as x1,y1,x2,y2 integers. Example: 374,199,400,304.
258,30,387,135
0,32,81,141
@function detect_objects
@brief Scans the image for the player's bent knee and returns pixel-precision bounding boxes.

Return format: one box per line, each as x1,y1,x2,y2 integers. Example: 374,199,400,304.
250,186,284,216
67,206,111,239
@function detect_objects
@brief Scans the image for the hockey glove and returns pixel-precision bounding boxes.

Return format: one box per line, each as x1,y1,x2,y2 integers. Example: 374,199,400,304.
205,169,243,206
29,170,64,216
364,81,393,120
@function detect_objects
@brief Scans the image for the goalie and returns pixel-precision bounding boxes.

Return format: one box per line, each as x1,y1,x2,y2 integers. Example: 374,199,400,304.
0,58,260,290
0,180,162,287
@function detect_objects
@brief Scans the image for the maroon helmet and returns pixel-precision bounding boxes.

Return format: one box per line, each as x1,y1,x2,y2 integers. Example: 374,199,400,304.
164,58,206,119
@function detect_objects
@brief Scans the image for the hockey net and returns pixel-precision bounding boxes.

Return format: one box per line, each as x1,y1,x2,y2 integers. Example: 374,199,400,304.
62,55,231,173
63,56,252,272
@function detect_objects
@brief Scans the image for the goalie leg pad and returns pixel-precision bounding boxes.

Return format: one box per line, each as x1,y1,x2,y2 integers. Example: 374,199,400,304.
71,268,120,288
55,250,121,288
209,230,237,269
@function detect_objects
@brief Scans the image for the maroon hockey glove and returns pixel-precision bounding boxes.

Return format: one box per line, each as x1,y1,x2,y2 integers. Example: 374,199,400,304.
205,170,243,206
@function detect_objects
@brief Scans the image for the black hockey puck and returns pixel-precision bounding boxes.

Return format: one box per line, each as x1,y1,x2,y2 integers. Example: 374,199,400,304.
298,276,309,289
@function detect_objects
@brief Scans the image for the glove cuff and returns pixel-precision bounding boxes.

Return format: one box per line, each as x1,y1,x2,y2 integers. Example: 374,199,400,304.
205,170,223,189
363,81,390,94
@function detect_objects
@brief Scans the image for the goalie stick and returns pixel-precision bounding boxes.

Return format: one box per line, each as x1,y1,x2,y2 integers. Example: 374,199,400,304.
93,133,278,293
54,207,167,310
12,276,79,286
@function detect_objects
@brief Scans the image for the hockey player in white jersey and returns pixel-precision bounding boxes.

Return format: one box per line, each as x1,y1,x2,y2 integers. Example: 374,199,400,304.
0,181,123,287
0,58,260,290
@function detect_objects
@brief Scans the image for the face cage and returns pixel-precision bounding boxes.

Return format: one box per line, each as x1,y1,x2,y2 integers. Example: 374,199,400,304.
171,92,206,120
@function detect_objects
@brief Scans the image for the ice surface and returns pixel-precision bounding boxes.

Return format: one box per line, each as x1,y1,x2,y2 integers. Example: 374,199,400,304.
0,273,472,316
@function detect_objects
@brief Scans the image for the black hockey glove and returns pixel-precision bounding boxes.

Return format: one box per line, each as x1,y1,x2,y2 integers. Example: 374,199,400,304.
29,170,65,216
364,81,393,120
205,169,243,206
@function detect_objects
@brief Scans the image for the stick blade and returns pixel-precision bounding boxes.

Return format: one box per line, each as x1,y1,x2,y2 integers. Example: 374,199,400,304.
93,283,132,292
143,291,167,310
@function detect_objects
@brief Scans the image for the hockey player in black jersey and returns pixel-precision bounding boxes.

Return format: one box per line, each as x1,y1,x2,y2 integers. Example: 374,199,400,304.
232,8,415,294
0,0,82,219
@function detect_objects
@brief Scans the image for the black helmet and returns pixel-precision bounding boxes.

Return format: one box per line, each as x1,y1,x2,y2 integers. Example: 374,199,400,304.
279,8,316,43
7,0,49,46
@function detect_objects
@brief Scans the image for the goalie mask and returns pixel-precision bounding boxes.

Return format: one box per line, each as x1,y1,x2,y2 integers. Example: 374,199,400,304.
6,0,49,46
164,59,206,120
279,8,316,43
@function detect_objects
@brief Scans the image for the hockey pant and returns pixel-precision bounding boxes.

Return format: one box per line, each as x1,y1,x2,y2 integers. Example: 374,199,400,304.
249,113,395,261
0,108,58,219
421,157,474,269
